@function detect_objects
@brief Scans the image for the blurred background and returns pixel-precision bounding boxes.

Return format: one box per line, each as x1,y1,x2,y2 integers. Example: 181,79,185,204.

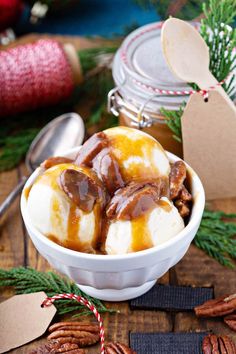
3,0,204,38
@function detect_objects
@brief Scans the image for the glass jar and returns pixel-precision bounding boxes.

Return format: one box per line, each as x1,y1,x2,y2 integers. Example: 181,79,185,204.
108,22,195,157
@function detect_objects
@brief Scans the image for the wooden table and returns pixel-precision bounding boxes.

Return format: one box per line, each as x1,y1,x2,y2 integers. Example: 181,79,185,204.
0,34,236,353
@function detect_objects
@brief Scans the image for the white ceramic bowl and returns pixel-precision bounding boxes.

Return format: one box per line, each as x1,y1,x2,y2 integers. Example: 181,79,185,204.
21,147,205,301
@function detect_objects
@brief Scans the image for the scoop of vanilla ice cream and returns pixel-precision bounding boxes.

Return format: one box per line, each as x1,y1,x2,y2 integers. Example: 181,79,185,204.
104,127,170,182
105,197,185,255
27,163,98,252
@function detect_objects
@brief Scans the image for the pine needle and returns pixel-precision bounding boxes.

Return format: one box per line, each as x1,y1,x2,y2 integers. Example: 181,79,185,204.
160,103,185,142
0,129,39,172
194,210,236,268
0,267,115,317
200,0,236,96
78,46,118,75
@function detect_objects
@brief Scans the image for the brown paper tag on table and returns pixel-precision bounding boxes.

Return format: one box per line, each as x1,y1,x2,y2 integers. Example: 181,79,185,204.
0,292,56,353
182,90,236,200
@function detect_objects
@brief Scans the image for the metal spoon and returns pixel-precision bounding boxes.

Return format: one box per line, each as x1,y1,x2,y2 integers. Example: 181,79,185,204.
0,112,85,217
161,18,236,109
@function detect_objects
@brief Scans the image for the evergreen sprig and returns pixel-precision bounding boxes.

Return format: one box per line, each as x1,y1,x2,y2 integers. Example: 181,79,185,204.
0,129,39,172
200,0,236,96
0,267,114,317
78,46,118,76
160,103,185,143
194,210,236,268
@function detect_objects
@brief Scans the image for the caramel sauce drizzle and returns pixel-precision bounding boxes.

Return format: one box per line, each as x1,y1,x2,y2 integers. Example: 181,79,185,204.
91,203,101,251
130,199,172,253
65,203,81,251
24,185,32,200
107,128,164,181
50,195,64,240
131,212,153,252
158,199,172,212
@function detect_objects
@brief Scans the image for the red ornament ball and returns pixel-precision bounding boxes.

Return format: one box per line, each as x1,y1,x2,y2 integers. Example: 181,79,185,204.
0,0,23,31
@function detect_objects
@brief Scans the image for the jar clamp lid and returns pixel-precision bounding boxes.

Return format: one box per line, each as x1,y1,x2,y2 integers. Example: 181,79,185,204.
108,21,196,128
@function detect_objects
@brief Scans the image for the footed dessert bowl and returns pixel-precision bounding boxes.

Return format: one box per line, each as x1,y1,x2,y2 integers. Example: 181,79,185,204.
21,144,205,301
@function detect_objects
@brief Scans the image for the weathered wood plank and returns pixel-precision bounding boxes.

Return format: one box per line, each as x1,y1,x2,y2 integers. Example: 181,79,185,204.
0,168,25,269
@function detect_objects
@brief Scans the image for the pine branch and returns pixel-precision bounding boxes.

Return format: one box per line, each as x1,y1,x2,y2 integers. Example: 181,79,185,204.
200,0,236,96
160,103,185,142
0,267,115,317
0,129,39,172
78,46,118,76
194,210,236,268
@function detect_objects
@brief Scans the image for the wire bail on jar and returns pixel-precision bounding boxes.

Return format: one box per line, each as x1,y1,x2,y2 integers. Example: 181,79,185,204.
107,80,126,117
135,93,164,129
108,88,162,129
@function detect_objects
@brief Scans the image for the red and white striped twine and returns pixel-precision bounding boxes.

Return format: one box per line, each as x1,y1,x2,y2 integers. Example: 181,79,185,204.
133,77,227,100
0,39,74,116
120,22,163,65
42,293,105,354
120,22,227,99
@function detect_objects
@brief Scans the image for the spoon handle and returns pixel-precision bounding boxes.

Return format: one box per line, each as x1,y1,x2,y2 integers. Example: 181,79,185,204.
0,176,27,218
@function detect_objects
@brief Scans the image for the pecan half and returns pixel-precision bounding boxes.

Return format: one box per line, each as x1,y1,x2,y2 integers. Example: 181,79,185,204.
93,148,125,195
169,161,192,218
75,131,108,167
60,169,106,212
48,322,100,347
174,198,191,218
169,161,186,200
195,294,236,318
105,341,136,354
179,185,192,201
49,322,100,333
41,156,73,169
29,339,85,354
224,314,236,332
202,334,236,354
106,179,168,220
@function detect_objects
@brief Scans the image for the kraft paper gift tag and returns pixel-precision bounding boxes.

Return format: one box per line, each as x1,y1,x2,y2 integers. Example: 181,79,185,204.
182,90,236,200
0,292,56,353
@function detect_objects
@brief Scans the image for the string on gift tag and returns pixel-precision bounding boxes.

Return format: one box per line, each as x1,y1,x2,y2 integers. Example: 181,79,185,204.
42,293,105,354
133,77,227,101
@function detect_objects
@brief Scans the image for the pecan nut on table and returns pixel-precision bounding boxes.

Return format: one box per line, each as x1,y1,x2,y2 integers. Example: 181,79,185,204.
195,293,236,318
29,340,86,354
202,334,236,354
104,341,136,353
225,315,236,332
30,321,136,353
47,322,100,347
